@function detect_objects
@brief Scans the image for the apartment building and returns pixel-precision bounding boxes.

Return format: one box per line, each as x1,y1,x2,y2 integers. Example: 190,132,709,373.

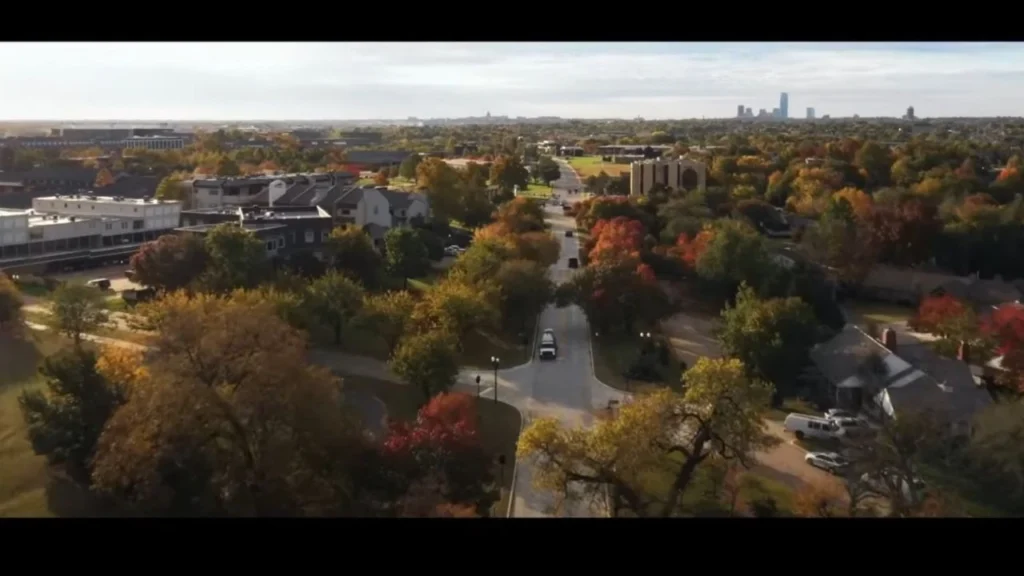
0,192,182,272
178,205,334,262
629,158,707,196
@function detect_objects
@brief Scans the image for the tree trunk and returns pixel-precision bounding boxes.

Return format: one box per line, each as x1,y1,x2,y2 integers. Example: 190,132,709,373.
334,321,343,345
659,428,711,517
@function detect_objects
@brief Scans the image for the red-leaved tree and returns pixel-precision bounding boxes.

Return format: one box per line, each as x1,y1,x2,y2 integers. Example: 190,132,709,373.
983,304,1024,356
674,228,716,269
589,217,646,263
383,392,496,515
911,295,968,335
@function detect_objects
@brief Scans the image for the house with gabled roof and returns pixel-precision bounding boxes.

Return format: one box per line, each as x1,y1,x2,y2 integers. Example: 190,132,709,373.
810,323,992,435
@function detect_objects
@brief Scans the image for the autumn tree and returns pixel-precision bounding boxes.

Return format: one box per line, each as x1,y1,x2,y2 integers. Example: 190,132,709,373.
383,392,497,515
19,346,126,486
490,154,530,193
803,196,878,285
130,233,209,293
493,196,547,234
304,271,365,345
94,167,115,188
374,168,390,186
536,156,561,186
414,279,498,346
674,227,715,270
361,290,417,357
911,295,975,339
792,478,847,518
198,224,272,293
416,158,464,221
389,330,461,403
589,217,646,263
854,140,892,188
49,283,109,346
717,284,817,402
0,273,24,331
324,226,383,287
518,358,776,517
214,156,240,177
384,227,429,287
93,291,369,516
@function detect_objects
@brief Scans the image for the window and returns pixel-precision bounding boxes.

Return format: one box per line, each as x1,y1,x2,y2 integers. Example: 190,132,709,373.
64,203,68,208
77,204,81,209
321,230,329,241
29,228,43,240
808,422,821,430
133,220,143,230
133,207,138,213
373,205,379,215
105,223,112,231
91,205,95,210
121,222,128,230
277,238,284,249
305,230,314,243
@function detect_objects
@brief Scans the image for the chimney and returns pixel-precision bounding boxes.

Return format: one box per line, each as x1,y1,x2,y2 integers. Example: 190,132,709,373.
958,340,971,364
881,328,897,352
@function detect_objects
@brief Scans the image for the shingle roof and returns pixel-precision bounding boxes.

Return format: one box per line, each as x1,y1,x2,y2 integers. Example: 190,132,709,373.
101,175,160,199
336,187,365,207
811,324,991,424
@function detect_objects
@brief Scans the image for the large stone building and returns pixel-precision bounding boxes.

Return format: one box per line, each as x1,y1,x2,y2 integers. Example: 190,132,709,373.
629,158,706,196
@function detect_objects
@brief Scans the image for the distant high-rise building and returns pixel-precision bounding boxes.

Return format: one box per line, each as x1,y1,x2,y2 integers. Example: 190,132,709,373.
745,107,752,117
772,108,780,118
737,105,745,118
806,107,815,120
780,92,789,119
905,106,915,120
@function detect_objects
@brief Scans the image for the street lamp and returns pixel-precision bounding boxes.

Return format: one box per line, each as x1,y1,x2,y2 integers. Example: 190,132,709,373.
639,331,653,354
475,374,481,397
490,356,500,403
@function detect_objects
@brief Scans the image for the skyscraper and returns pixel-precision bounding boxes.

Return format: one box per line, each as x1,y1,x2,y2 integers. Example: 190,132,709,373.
780,93,789,119
737,105,745,118
806,107,815,120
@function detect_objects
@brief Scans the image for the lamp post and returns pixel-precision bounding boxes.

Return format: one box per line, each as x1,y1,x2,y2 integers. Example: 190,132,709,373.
490,356,500,403
639,331,653,355
475,374,481,397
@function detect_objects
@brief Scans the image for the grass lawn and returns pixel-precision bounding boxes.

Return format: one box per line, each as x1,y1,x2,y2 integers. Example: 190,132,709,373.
340,375,522,517
459,318,534,370
517,183,553,199
22,310,156,347
766,397,821,422
592,333,684,393
635,453,794,517
355,178,374,186
568,156,631,179
846,300,915,327
0,330,104,517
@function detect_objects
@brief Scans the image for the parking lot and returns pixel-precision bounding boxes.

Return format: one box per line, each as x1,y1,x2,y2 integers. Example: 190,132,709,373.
50,264,143,293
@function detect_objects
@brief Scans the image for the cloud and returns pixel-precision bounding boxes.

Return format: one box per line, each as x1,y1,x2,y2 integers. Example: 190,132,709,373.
0,42,1021,119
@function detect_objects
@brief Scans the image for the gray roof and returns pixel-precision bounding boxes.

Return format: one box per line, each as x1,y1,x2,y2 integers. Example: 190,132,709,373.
336,187,365,207
811,324,991,424
933,278,1021,308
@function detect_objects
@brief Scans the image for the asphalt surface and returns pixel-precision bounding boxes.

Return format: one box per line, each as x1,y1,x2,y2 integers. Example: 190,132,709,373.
453,160,628,517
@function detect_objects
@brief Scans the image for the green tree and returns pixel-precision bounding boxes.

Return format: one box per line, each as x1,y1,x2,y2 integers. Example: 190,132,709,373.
199,225,271,293
518,358,776,517
325,226,383,287
399,153,423,180
215,156,240,177
304,271,365,345
695,220,776,296
49,283,109,346
19,347,126,485
490,154,530,193
537,156,561,187
717,284,818,402
384,228,429,288
803,196,878,286
494,260,554,333
361,291,417,357
154,175,186,203
390,330,460,403
854,141,892,188
416,158,464,222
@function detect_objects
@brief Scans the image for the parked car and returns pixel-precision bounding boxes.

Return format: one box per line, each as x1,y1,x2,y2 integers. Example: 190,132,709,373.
784,413,839,440
86,278,111,291
565,230,574,238
860,471,926,499
122,287,157,306
804,451,850,474
444,245,465,257
825,409,857,420
124,268,136,281
567,257,579,269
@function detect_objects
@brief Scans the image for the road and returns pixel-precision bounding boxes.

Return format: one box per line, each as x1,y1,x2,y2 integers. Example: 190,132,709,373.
452,159,628,517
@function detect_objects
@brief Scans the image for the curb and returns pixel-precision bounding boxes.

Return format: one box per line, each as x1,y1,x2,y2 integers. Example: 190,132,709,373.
586,317,633,403
506,405,527,518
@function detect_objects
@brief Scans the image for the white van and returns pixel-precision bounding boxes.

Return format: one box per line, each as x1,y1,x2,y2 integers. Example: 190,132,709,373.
784,413,838,440
539,329,557,360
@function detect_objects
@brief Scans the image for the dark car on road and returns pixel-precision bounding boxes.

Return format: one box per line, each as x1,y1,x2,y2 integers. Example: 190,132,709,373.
565,230,573,238
568,257,579,269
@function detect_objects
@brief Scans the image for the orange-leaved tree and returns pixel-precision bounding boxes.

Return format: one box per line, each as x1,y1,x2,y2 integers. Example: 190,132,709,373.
589,217,646,263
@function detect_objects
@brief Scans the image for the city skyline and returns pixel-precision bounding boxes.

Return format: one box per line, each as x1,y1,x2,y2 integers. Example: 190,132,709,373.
1,42,1023,120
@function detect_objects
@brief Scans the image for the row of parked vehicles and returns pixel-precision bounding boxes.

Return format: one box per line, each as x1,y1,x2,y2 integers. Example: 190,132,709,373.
787,409,928,498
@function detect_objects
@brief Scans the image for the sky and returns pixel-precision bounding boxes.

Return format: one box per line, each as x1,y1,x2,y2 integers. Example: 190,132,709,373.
1,42,1023,121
